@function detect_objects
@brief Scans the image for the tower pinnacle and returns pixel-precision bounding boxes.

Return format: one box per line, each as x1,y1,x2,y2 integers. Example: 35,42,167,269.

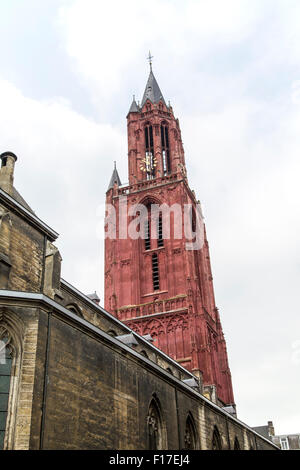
107,162,121,191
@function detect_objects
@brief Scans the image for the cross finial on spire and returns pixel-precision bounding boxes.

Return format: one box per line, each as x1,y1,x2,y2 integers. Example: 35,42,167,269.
147,51,153,71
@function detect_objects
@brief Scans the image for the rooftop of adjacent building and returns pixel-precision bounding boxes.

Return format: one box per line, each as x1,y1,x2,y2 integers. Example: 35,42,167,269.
253,421,300,449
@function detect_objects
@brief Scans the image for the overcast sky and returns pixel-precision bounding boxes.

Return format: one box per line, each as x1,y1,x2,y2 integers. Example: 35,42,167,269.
0,0,299,435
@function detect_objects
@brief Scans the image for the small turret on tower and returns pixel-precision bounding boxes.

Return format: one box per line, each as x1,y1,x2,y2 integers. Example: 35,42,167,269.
107,161,122,191
127,95,140,115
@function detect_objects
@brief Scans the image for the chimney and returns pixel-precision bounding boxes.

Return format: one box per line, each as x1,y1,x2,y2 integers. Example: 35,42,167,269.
0,152,18,196
268,421,275,437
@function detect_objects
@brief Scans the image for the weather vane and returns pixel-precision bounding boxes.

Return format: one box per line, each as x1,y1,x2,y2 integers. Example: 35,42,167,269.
147,51,153,71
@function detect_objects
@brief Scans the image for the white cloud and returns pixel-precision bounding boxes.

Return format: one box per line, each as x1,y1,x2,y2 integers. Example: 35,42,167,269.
0,77,125,295
183,89,300,432
57,0,264,115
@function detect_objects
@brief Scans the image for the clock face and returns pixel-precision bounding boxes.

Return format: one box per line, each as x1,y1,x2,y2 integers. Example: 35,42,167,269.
140,155,157,172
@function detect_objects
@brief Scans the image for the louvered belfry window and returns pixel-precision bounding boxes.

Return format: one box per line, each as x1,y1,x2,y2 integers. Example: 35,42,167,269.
144,219,151,251
157,215,164,247
152,253,160,291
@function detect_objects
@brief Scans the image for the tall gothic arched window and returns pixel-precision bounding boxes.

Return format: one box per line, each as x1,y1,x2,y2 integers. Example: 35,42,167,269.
0,309,24,450
157,214,164,247
184,414,197,449
144,219,151,250
212,426,222,450
147,396,166,450
144,203,164,251
0,337,13,450
161,123,171,175
144,203,152,251
144,124,155,180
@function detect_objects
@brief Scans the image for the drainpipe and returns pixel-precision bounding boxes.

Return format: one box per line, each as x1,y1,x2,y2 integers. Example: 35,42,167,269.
39,312,52,449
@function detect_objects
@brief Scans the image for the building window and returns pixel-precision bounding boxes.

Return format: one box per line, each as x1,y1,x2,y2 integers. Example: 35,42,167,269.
152,253,160,291
0,259,11,290
147,396,166,450
0,312,24,450
161,124,171,175
144,205,164,250
184,414,197,450
157,215,164,247
0,337,13,450
144,219,151,251
280,437,289,450
144,124,155,180
212,426,222,450
234,437,241,450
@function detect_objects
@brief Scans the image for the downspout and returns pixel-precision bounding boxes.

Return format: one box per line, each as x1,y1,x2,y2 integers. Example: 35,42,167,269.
225,416,231,450
175,388,181,449
40,235,47,293
39,311,52,449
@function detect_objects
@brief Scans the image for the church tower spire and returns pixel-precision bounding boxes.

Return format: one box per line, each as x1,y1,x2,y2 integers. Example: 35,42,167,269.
127,66,186,186
141,69,166,107
105,62,235,407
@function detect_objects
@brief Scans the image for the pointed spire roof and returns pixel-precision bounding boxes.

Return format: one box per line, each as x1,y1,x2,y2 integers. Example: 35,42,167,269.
107,162,121,191
128,95,139,114
141,70,166,107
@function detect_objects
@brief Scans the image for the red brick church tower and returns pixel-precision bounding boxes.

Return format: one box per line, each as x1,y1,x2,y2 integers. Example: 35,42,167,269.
105,61,235,406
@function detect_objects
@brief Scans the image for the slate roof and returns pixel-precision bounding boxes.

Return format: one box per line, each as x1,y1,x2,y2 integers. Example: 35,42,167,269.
128,98,139,114
107,163,122,191
12,187,35,214
141,70,166,107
